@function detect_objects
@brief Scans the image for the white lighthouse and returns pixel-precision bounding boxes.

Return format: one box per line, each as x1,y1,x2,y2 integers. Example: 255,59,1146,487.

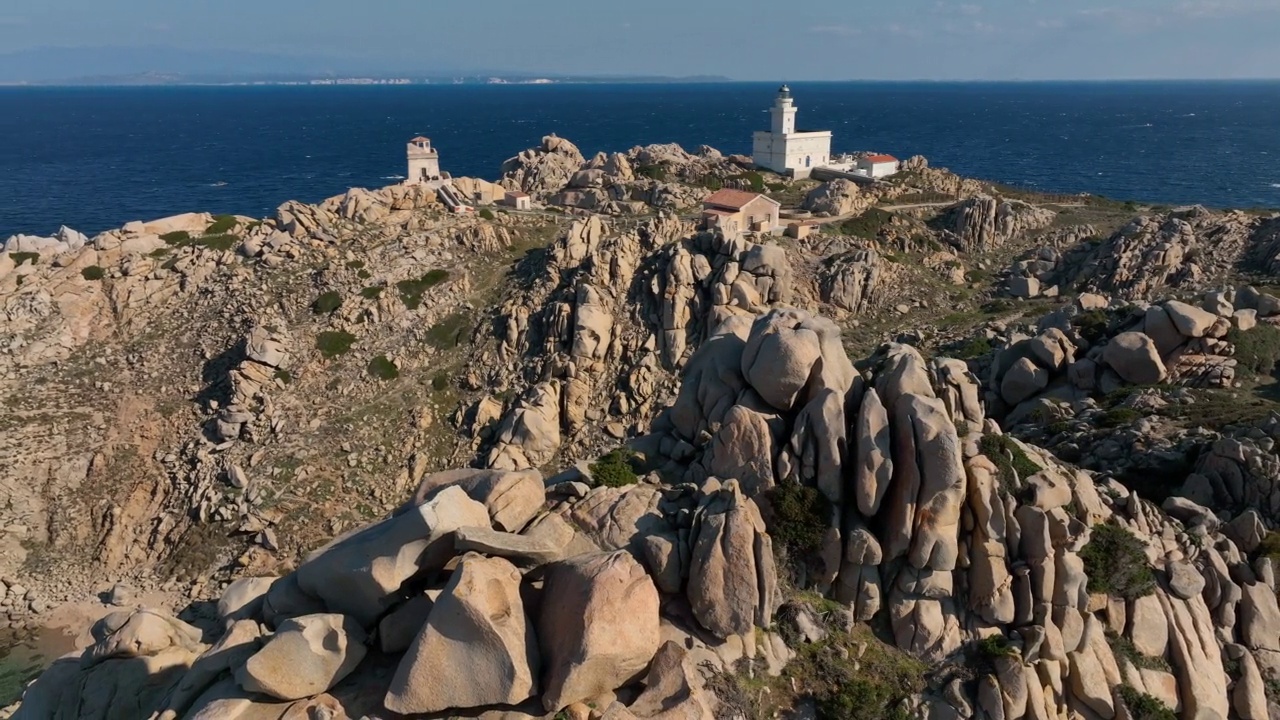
405,136,441,186
751,86,833,179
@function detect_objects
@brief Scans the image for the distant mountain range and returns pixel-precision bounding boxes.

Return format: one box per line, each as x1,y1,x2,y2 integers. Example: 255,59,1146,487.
0,46,731,86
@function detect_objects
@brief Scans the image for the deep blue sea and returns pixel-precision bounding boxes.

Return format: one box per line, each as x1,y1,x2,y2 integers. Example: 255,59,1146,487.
2,81,1279,237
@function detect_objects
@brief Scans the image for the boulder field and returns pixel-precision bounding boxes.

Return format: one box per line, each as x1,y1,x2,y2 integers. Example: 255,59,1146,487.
10,305,1279,720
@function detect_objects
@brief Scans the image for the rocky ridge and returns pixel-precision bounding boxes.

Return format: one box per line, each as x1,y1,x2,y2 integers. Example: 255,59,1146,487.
4,137,1280,719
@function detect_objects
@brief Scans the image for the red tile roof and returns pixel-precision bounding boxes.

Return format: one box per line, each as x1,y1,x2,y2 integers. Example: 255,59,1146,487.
410,136,430,143
865,154,898,164
703,188,776,210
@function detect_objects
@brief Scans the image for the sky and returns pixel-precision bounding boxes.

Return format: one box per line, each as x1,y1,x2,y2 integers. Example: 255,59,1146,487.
1,0,1278,81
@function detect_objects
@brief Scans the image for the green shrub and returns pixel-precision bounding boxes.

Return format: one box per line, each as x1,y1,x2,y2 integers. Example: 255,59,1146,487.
396,270,450,310
954,336,993,360
839,208,894,240
195,233,240,251
768,481,831,557
1073,309,1111,345
1099,407,1142,428
1048,420,1073,435
478,208,496,221
205,214,238,235
160,230,192,246
1108,632,1170,671
312,290,343,314
727,171,766,193
367,355,399,380
360,285,384,300
357,268,372,280
430,372,450,391
1080,523,1156,599
80,265,105,281
425,311,471,349
149,247,172,258
9,251,39,266
588,449,640,488
1117,685,1177,720
1229,324,1280,377
315,330,357,359
273,368,292,384
976,634,1017,660
637,164,667,182
1258,532,1280,559
345,260,365,270
979,434,1042,491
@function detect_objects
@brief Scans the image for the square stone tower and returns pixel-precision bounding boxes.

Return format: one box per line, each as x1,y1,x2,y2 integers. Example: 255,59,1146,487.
406,137,441,185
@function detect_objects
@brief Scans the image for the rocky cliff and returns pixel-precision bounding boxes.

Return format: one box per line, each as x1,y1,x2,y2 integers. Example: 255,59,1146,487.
4,139,1280,720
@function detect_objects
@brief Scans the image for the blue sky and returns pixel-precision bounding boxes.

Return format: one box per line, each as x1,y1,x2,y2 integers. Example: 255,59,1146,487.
1,0,1278,80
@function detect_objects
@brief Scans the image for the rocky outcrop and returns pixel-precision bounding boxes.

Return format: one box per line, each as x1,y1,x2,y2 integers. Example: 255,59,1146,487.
500,135,586,196
935,196,1055,253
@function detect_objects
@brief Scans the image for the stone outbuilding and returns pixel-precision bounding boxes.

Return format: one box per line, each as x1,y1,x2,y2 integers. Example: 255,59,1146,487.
503,191,532,211
701,189,781,234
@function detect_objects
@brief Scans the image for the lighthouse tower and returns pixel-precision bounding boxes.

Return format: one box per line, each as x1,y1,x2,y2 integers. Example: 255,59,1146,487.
405,137,441,186
751,85,833,179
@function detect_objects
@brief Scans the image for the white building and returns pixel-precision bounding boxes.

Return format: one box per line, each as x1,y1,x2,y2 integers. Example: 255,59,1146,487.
751,86,832,179
405,137,441,186
857,154,900,179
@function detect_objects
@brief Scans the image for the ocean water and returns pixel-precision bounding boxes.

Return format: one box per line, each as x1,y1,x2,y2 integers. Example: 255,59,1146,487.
2,81,1279,237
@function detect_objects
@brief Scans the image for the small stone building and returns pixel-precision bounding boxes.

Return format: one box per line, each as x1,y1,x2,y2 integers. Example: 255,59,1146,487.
406,137,441,186
857,154,900,179
503,191,532,211
786,221,818,240
701,189,782,234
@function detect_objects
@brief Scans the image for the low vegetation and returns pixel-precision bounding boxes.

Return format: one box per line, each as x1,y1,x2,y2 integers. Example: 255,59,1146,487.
588,449,640,488
1098,407,1142,428
953,336,994,360
360,285,384,300
637,164,667,182
1229,324,1280,377
839,208,894,240
1080,523,1156,599
1108,632,1170,672
1072,309,1111,345
8,252,39,266
205,214,238,235
195,234,240,252
315,330,357,359
1257,532,1280,560
478,208,496,221
80,265,105,281
396,270,450,310
311,291,343,315
711,622,924,720
425,311,471,350
1116,685,1177,720
160,231,191,245
979,434,1042,492
367,355,399,380
768,481,831,558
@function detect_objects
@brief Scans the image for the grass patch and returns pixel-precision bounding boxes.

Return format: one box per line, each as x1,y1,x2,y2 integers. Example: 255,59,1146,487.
1258,532,1280,560
80,265,105,281
273,368,292,384
1080,523,1156,600
196,233,240,252
839,208,894,240
478,208,496,221
345,260,365,270
637,164,667,182
367,355,399,380
1108,632,1171,672
1073,309,1111,345
1229,324,1280,377
1098,407,1142,428
357,268,372,280
953,336,993,360
315,330,357,359
588,449,640,488
425,311,471,349
149,247,172,259
312,290,344,315
397,269,451,310
978,434,1041,492
1117,685,1177,720
711,624,924,720
767,481,831,558
205,214,238,235
160,230,191,246
360,285,384,300
728,171,766,193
